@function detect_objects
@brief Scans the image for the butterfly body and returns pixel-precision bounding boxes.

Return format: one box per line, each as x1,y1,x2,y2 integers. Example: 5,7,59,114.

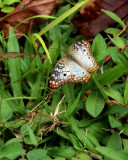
49,40,98,89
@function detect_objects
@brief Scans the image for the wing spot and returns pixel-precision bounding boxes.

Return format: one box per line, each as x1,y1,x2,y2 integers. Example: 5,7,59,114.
63,73,66,76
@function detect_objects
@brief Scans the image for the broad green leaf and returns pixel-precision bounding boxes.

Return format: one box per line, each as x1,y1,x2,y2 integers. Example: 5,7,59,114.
47,146,77,159
110,47,128,68
96,146,128,160
71,153,92,160
107,132,122,151
0,0,3,8
102,9,126,28
1,6,14,13
97,64,127,86
0,143,25,159
92,34,107,65
27,149,48,160
27,125,37,146
104,87,124,104
108,115,122,128
124,78,128,105
6,138,23,144
105,28,121,35
3,0,20,5
86,91,105,117
0,100,13,122
109,35,125,49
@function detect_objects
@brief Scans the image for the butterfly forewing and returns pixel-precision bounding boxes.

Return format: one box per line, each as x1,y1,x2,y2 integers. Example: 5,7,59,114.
49,56,91,89
68,40,99,72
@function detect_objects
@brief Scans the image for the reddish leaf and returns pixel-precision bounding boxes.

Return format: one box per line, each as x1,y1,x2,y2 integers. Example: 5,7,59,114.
0,0,60,38
72,0,128,38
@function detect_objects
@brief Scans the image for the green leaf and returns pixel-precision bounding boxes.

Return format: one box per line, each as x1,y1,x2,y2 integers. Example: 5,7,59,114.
124,48,128,58
47,146,77,159
1,6,14,13
123,139,128,152
110,47,128,68
27,125,37,146
118,123,128,136
68,116,96,149
92,34,107,65
97,64,127,86
105,28,121,35
27,149,49,160
86,91,105,117
0,143,25,159
32,34,52,63
49,25,61,41
0,0,3,8
86,120,109,142
102,9,126,28
107,132,122,151
3,0,20,5
71,153,93,160
92,75,108,100
68,133,83,150
108,115,122,128
96,146,128,160
6,138,23,144
124,78,128,105
104,87,124,104
62,83,75,103
0,100,13,122
109,35,125,49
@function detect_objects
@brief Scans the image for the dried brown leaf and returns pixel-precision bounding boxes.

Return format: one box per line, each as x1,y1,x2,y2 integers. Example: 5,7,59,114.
0,0,60,38
72,0,128,38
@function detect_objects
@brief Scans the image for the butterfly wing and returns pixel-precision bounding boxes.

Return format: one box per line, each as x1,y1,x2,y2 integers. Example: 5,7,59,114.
68,40,99,72
49,56,91,89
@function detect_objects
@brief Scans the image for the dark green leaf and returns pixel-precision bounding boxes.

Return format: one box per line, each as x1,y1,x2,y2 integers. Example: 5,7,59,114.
108,115,122,128
0,143,25,159
86,91,105,117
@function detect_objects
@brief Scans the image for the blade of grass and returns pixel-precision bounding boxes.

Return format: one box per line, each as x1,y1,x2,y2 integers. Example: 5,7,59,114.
14,15,56,29
38,0,90,36
32,33,52,63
